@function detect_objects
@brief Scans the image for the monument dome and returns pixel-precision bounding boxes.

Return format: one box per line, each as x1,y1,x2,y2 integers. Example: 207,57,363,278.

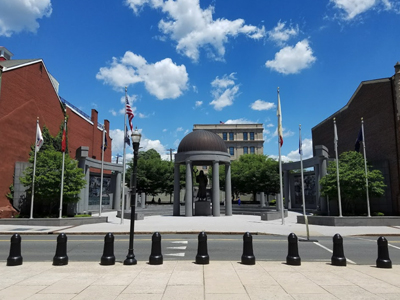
177,130,227,153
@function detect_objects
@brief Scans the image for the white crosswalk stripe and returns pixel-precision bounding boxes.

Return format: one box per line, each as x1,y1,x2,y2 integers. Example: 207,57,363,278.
165,240,188,257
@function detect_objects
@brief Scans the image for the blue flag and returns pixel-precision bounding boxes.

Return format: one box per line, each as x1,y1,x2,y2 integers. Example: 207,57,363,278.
355,127,362,152
102,135,107,151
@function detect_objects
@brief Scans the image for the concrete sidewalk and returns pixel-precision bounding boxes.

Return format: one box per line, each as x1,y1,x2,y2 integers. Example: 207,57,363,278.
1,261,400,299
1,211,400,237
2,211,400,299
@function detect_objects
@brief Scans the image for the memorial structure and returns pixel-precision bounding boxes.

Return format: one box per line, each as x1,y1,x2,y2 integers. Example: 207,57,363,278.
173,130,232,217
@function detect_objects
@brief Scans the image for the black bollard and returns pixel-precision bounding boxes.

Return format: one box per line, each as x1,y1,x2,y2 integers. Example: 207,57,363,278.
100,233,115,265
195,231,209,264
286,233,301,266
331,233,346,266
149,232,163,265
53,233,68,266
7,233,23,266
376,236,392,268
241,232,255,265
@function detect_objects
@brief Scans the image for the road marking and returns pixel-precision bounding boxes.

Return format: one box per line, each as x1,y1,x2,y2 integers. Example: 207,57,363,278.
165,253,185,257
313,242,356,265
388,243,400,250
171,241,188,244
167,246,187,250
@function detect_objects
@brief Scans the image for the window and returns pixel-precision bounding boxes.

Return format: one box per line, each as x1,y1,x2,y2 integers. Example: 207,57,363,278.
250,132,255,140
243,132,248,140
229,132,234,140
229,147,234,155
243,147,248,154
222,132,227,140
250,146,255,154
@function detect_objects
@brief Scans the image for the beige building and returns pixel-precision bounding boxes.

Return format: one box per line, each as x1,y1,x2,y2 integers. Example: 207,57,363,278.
193,123,264,161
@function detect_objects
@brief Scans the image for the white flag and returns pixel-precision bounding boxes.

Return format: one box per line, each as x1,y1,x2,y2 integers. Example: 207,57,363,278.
36,123,44,152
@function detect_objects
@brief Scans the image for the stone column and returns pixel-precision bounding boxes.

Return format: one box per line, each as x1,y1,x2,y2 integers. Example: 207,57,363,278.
84,166,90,213
185,160,193,216
284,170,290,209
225,163,232,216
141,192,146,208
115,172,121,210
260,192,265,207
173,163,180,216
212,161,220,216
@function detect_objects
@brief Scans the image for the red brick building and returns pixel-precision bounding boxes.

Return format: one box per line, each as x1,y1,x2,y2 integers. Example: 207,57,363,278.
0,47,112,217
312,62,400,215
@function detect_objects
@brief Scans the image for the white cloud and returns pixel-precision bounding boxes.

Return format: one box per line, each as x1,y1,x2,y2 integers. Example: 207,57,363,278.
110,127,169,160
163,128,168,132
195,100,203,107
330,0,396,20
126,0,265,62
267,21,299,45
209,73,240,110
109,129,126,155
265,39,316,75
225,118,255,124
0,0,52,37
271,138,313,162
265,127,295,143
97,51,189,100
250,100,275,111
109,109,117,116
176,127,184,132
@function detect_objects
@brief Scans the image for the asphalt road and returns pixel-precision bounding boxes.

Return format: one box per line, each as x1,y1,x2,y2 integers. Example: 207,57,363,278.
2,234,400,265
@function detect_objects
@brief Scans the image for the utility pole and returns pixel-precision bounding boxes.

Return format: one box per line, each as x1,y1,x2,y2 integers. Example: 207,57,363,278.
167,148,175,161
167,148,175,203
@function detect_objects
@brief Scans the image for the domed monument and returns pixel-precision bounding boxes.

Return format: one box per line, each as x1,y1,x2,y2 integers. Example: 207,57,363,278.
173,130,232,217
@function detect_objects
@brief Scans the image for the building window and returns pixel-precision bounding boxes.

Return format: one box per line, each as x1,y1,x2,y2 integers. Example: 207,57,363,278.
243,147,248,154
250,132,255,140
202,166,207,170
222,132,227,140
243,132,248,140
250,146,255,154
229,132,234,140
229,147,234,156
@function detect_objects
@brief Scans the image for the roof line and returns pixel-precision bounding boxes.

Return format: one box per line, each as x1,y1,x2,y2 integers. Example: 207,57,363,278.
312,77,391,131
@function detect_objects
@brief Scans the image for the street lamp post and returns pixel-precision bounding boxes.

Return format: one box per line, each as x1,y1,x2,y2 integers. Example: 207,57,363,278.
124,128,141,265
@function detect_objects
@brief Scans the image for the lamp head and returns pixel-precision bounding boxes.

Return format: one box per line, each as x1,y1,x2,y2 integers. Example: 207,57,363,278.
131,127,141,145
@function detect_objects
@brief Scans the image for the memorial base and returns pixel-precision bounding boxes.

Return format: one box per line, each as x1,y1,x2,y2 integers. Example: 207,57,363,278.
195,201,211,216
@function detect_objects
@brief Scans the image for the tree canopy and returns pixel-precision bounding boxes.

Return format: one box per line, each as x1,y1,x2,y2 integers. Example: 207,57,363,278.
20,126,85,216
126,149,175,196
319,151,386,215
219,154,280,200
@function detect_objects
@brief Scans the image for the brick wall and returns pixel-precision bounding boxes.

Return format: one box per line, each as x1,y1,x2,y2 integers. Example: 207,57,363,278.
0,61,112,211
312,79,399,214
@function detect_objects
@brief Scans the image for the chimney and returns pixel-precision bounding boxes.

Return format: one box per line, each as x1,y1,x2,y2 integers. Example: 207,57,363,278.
0,47,13,61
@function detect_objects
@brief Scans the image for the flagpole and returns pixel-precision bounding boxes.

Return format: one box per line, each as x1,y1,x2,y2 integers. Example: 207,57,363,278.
99,128,106,217
277,88,285,225
59,117,67,219
333,118,343,217
30,118,39,219
299,124,310,239
361,118,371,217
121,87,128,224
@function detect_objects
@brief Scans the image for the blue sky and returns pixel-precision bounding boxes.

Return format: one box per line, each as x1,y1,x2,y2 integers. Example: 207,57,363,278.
1,0,399,162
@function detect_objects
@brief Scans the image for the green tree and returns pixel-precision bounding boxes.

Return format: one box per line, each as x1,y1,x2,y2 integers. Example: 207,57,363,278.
218,154,280,200
319,151,386,215
20,126,85,216
126,149,174,197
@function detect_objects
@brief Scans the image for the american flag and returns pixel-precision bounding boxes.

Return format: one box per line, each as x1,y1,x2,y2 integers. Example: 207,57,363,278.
126,95,134,131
